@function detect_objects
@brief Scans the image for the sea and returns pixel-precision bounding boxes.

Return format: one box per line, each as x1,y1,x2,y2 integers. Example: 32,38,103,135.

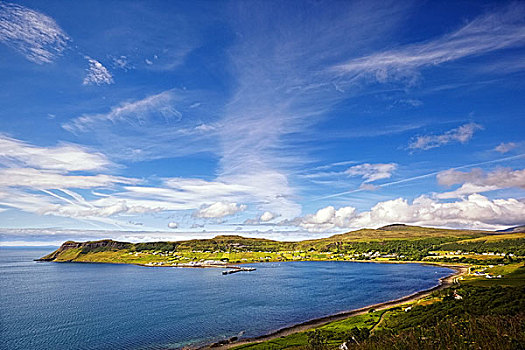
0,248,453,350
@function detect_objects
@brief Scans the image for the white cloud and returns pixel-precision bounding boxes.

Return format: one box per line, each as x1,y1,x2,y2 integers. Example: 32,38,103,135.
243,211,279,225
436,167,525,198
408,123,482,150
260,211,276,222
495,142,517,154
334,3,525,84
168,222,178,229
294,206,357,232
346,163,397,183
83,57,114,85
0,134,111,171
194,202,247,219
0,2,69,64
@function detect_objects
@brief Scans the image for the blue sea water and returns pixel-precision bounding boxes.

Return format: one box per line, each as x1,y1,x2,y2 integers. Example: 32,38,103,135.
0,248,453,350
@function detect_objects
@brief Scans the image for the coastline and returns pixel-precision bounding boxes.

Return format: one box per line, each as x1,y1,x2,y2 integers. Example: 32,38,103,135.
199,263,467,350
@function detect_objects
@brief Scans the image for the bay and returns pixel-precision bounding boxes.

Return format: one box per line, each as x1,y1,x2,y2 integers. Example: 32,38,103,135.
0,248,453,350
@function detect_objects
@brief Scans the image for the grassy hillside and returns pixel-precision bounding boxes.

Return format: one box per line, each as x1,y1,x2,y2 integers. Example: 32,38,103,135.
39,225,522,265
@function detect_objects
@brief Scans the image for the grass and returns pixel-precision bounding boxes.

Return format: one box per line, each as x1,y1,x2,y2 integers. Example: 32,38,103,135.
455,232,525,243
233,312,384,350
52,248,81,261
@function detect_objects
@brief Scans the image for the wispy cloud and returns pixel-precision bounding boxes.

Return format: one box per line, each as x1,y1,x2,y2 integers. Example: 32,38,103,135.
215,1,411,219
333,3,525,84
408,123,482,150
0,168,135,190
495,142,517,154
300,162,397,192
82,57,114,85
346,163,397,183
0,134,110,171
63,91,180,132
0,2,116,87
0,2,69,64
61,90,218,161
0,135,146,226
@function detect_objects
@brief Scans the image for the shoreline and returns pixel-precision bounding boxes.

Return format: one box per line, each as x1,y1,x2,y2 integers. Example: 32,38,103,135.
199,263,467,350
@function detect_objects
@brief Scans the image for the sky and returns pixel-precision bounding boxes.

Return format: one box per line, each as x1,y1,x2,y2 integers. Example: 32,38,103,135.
0,0,524,246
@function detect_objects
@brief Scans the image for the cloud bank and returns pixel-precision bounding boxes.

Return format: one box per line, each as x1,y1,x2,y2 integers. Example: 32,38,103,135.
293,194,524,232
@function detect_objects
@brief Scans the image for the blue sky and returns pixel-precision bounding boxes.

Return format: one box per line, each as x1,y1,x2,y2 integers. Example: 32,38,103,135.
0,0,524,245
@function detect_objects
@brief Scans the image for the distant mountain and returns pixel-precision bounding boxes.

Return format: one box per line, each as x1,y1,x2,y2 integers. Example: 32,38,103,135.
497,225,525,233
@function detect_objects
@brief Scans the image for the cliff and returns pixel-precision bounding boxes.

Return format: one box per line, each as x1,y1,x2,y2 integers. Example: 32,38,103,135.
37,239,132,261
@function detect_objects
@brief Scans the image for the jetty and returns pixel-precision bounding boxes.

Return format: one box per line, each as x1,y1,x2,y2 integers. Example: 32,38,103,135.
222,267,256,275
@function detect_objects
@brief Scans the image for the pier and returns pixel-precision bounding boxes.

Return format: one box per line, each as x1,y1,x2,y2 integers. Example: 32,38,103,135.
222,267,256,275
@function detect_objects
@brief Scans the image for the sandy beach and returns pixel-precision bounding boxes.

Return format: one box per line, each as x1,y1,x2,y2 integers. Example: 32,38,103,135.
201,264,467,350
